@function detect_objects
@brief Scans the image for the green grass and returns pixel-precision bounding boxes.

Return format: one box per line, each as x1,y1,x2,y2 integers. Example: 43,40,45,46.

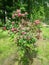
0,30,17,64
37,40,49,65
36,26,49,65
41,26,49,39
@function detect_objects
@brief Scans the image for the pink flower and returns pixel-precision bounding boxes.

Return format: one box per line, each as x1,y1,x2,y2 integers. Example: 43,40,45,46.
3,27,6,30
12,22,15,25
21,32,26,35
18,13,22,17
16,9,21,13
21,14,25,17
34,20,40,25
11,28,18,31
11,28,15,32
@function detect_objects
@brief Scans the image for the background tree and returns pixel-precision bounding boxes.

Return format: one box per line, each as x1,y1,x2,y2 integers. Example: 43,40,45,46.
0,0,49,23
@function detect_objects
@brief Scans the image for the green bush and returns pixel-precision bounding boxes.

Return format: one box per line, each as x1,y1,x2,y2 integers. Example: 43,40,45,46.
13,20,41,65
0,21,2,26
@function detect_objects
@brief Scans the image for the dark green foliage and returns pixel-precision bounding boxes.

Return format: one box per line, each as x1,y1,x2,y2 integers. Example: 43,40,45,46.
0,0,49,22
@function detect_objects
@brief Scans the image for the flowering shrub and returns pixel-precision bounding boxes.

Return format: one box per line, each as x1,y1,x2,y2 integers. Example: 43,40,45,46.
13,21,41,65
3,9,28,31
2,10,41,64
2,19,42,65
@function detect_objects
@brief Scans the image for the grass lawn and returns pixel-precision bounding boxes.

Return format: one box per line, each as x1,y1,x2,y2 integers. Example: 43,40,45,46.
0,29,17,65
0,26,49,65
41,26,49,39
35,40,49,65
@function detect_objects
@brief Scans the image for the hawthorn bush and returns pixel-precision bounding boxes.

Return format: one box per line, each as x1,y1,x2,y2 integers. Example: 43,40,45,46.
13,20,41,65
2,18,41,65
2,9,42,65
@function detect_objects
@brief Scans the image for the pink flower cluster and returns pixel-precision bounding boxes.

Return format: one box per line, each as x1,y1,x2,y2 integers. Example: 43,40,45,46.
11,22,18,32
34,20,40,25
21,31,26,35
12,9,28,18
11,28,15,32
